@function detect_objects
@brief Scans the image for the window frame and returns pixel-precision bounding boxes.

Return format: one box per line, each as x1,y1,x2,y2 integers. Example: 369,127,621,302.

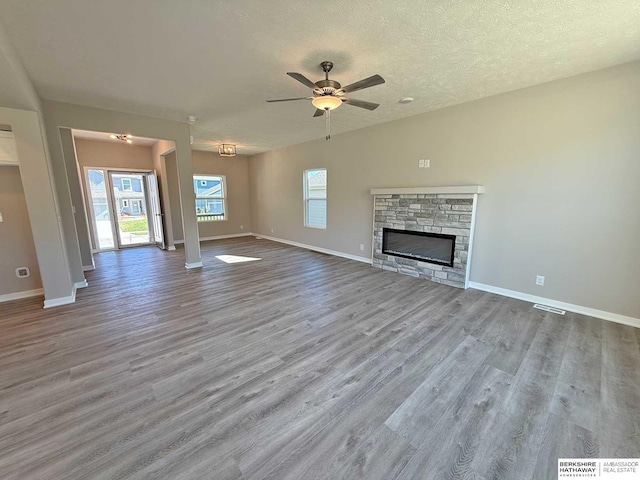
303,168,327,229
193,174,227,222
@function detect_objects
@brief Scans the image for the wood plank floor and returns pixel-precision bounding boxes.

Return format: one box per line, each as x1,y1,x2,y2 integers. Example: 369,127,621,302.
0,237,638,479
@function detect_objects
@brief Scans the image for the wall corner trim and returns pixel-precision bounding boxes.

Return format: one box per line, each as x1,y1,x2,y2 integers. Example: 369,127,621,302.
370,185,485,195
468,281,640,329
0,288,44,304
74,280,88,289
167,245,176,251
82,264,95,271
256,234,372,264
43,286,77,309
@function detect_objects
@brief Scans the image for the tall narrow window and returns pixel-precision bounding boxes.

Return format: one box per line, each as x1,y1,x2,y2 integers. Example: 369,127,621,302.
304,169,327,229
193,175,226,221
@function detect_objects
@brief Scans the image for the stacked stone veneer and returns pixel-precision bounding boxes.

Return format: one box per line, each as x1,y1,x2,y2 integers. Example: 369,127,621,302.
372,194,475,288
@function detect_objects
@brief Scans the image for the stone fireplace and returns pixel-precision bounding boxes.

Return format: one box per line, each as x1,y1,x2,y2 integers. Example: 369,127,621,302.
370,186,484,288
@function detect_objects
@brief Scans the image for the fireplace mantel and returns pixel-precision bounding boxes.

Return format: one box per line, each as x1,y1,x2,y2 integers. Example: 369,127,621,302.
370,186,484,289
370,185,485,195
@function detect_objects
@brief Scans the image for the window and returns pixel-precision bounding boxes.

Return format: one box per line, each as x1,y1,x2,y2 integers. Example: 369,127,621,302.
121,178,132,191
193,175,226,221
304,169,327,229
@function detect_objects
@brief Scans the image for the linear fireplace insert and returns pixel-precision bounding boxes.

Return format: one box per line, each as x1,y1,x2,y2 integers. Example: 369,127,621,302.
382,228,456,267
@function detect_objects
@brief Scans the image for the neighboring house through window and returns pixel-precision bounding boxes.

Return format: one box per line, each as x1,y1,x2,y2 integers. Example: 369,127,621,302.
193,175,226,221
304,169,327,229
115,175,145,217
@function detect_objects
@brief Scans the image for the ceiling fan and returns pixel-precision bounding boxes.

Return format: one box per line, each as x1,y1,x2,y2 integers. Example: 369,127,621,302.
267,61,385,140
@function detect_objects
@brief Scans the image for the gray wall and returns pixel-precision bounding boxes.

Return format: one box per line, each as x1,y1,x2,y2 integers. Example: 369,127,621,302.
75,138,154,170
167,150,253,243
164,151,184,243
151,139,177,249
190,150,251,240
74,137,155,250
0,166,42,295
41,100,201,268
0,107,74,304
60,128,93,271
249,61,640,318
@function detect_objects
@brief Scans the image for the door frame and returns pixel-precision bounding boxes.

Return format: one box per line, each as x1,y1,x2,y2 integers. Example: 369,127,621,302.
108,170,155,249
83,166,160,251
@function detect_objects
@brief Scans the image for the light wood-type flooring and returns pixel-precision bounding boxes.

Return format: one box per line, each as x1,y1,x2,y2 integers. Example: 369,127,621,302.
1,237,639,479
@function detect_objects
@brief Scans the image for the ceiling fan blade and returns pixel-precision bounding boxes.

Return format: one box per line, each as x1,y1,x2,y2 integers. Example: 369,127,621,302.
342,98,380,110
340,74,385,94
313,109,324,117
266,97,309,103
287,72,318,90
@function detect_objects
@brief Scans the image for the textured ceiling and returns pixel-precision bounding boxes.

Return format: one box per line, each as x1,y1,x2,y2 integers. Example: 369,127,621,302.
1,0,639,155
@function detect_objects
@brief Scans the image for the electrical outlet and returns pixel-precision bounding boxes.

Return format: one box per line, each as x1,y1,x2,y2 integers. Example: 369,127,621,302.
271,228,274,234
536,275,545,286
418,159,424,168
359,244,364,251
0,212,3,222
240,225,244,230
16,267,30,278
423,159,430,167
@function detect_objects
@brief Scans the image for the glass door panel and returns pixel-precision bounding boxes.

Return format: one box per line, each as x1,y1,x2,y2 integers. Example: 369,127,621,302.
109,172,152,247
147,172,165,249
86,169,115,250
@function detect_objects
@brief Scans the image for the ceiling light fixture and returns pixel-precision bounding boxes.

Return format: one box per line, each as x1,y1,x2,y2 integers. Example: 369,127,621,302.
110,134,133,144
311,95,342,111
219,144,236,157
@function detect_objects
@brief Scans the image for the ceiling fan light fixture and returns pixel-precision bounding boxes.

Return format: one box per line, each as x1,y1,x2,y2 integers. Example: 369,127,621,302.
219,144,236,157
311,95,342,111
111,133,133,144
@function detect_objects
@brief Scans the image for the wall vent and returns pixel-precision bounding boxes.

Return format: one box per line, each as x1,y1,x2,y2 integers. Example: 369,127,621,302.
533,303,566,315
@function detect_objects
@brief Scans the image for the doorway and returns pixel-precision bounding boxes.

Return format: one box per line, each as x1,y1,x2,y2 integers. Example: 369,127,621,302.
85,168,164,251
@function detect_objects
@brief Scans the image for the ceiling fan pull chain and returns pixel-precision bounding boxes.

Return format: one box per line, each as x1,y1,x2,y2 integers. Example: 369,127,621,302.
325,108,331,140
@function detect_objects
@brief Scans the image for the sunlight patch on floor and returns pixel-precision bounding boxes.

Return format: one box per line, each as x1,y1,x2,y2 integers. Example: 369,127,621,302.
215,254,262,264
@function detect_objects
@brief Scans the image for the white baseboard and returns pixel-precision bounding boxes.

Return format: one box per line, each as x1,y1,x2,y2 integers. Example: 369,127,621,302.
185,261,203,269
469,281,640,329
200,232,253,242
256,234,372,264
44,286,77,309
74,280,88,289
0,288,44,303
174,232,253,245
82,264,95,271
166,245,176,251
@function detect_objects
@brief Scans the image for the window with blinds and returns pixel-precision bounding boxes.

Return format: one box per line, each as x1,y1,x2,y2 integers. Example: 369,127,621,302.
304,169,326,229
